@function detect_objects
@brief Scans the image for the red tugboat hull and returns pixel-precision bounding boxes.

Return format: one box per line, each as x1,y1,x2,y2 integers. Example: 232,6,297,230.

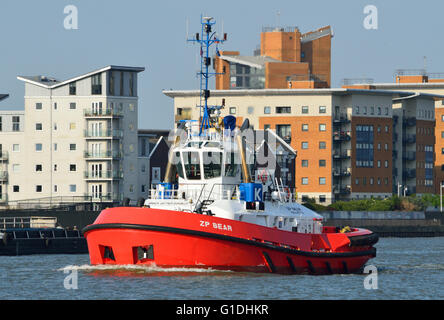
83,207,377,274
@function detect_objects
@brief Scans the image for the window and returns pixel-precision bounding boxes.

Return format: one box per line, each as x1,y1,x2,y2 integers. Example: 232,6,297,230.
355,106,360,114
355,178,359,185
69,185,76,192
301,142,308,149
54,143,57,151
301,177,308,185
319,106,326,113
229,107,236,115
319,124,326,131
319,177,326,185
35,164,42,172
36,103,42,110
377,160,381,168
54,164,57,172
92,73,102,94
370,178,374,185
276,125,291,143
36,123,42,131
319,141,326,149
319,195,326,203
109,71,115,95
183,152,201,180
129,103,135,112
302,124,309,131
301,160,308,167
35,143,42,151
203,152,222,179
12,144,19,152
13,185,19,192
120,71,124,95
247,106,254,114
36,185,42,192
54,185,58,193
276,106,291,114
302,106,309,114
0,117,2,131
54,102,57,110
264,106,271,114
69,144,76,151
70,102,76,110
69,82,76,95
12,116,20,131
70,164,76,172
12,164,20,172
385,143,388,151
378,107,381,115
385,126,389,133
319,160,326,167
129,72,135,96
385,160,389,168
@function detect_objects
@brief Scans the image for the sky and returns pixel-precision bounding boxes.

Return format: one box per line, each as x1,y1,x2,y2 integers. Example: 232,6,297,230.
0,0,443,130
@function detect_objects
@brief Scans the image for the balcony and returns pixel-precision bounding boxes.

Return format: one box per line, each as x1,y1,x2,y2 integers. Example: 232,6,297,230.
0,151,8,162
84,129,123,139
333,131,351,142
84,108,123,118
403,169,416,179
333,168,351,177
403,134,416,144
333,185,351,195
0,193,7,203
403,117,416,127
86,193,123,202
84,151,123,159
333,114,351,125
0,171,8,182
402,151,416,161
333,149,351,159
84,170,123,180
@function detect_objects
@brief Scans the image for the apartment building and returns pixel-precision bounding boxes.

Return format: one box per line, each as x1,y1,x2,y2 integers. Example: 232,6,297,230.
165,88,441,204
214,25,332,90
344,71,444,195
0,65,146,208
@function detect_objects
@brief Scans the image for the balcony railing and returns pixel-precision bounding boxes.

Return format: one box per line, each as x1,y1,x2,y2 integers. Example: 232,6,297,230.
0,193,7,203
333,149,351,159
333,168,351,177
84,129,123,138
403,169,416,179
86,193,123,202
84,170,123,179
403,134,416,144
403,117,416,127
84,151,123,159
84,108,123,118
333,131,351,142
333,113,351,124
333,185,351,195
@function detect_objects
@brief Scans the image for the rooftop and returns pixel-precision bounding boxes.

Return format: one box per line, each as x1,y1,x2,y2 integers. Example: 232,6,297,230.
17,65,145,89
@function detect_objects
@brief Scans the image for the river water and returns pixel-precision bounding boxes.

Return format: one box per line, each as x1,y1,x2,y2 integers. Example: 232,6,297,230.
0,237,442,300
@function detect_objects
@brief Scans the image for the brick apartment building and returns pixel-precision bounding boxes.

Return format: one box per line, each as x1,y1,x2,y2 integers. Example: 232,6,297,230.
213,26,332,90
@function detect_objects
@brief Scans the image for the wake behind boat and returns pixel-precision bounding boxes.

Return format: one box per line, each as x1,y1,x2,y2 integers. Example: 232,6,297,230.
82,16,378,274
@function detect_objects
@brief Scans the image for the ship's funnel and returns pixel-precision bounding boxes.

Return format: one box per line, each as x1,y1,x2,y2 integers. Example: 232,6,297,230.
236,118,252,183
164,122,186,183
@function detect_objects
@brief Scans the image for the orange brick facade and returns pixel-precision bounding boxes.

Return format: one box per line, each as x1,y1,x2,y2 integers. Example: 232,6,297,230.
258,116,332,195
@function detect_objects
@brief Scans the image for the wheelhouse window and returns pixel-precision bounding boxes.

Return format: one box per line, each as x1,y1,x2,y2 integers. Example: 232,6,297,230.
203,152,222,179
224,152,239,177
183,152,201,180
174,152,185,179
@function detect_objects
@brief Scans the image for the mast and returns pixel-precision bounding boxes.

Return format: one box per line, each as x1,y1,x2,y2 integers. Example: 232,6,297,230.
187,15,227,135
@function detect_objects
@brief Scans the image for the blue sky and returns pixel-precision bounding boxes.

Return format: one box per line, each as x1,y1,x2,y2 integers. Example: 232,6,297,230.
0,0,442,129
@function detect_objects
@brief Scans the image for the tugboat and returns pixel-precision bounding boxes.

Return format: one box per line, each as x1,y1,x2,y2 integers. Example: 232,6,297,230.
83,16,378,274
